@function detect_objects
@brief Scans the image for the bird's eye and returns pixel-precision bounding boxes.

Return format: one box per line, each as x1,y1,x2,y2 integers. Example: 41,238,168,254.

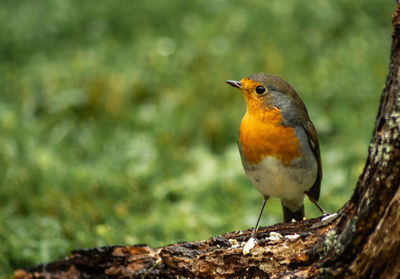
255,86,266,95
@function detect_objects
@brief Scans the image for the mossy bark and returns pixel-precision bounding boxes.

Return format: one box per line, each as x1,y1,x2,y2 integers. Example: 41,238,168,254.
13,2,400,279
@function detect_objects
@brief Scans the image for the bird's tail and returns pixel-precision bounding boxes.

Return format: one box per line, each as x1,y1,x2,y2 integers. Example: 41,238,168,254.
282,203,304,223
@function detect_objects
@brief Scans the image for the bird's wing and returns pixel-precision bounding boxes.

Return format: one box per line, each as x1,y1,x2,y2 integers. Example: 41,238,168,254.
303,120,322,201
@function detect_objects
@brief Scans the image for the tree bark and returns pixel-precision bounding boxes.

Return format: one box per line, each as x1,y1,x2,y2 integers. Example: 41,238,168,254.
13,2,400,279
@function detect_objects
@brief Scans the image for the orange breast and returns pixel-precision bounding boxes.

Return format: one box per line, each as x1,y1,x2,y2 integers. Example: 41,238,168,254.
239,108,301,165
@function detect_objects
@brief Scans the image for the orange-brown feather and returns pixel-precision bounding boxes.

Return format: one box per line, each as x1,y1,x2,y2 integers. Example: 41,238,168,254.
238,78,301,165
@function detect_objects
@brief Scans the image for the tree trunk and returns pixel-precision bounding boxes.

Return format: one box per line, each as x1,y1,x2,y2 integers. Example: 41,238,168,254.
13,3,400,279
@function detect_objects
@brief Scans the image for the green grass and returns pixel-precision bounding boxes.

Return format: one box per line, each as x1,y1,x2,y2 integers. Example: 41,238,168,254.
0,0,394,277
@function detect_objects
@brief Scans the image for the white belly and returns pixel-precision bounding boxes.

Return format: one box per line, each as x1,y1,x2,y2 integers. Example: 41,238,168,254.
244,155,316,200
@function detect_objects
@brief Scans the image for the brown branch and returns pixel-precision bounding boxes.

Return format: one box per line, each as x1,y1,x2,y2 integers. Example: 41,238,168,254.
13,2,400,279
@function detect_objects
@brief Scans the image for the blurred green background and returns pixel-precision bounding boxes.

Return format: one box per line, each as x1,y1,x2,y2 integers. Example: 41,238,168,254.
0,0,394,277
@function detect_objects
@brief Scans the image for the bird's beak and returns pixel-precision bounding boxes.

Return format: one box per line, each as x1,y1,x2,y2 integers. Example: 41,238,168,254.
225,80,242,89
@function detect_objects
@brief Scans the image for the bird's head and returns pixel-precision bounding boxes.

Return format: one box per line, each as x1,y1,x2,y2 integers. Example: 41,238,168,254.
226,72,299,116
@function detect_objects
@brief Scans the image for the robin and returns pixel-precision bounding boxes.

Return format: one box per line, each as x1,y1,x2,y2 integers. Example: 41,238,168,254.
226,73,326,239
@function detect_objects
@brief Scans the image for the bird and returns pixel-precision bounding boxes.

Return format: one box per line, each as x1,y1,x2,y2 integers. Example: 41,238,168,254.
226,73,326,239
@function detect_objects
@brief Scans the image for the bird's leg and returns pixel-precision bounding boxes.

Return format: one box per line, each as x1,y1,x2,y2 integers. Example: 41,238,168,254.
243,196,270,255
250,196,269,239
306,194,327,215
